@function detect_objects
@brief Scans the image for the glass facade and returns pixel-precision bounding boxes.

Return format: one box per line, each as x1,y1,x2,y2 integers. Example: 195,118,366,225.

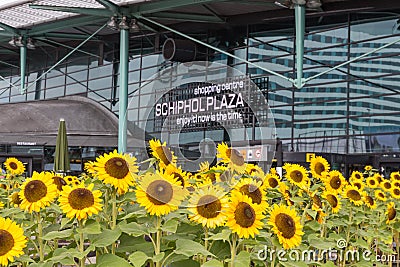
1,13,400,159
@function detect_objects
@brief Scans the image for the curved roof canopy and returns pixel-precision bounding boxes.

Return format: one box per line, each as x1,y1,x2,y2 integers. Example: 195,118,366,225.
0,95,121,146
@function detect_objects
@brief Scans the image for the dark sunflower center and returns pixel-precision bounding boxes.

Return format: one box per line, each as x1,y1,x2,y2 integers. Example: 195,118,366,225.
68,188,95,210
104,157,129,179
353,182,362,190
369,179,376,186
0,230,14,256
173,173,185,187
394,188,400,196
207,173,216,183
9,162,18,170
330,176,341,190
234,202,256,228
146,180,173,205
355,173,361,179
275,213,296,239
326,195,338,208
52,176,67,191
312,194,322,209
24,180,47,202
240,184,262,204
290,170,303,183
394,174,400,180
315,162,325,176
196,195,221,219
365,196,374,206
378,192,385,199
155,146,173,166
227,148,245,166
268,177,279,188
11,192,22,205
388,207,396,221
347,189,361,201
384,182,391,190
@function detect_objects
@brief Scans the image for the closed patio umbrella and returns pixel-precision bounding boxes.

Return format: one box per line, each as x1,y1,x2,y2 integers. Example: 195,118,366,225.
54,118,70,173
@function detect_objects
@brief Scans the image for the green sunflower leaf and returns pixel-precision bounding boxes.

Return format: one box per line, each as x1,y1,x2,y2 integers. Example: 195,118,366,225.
128,251,150,267
91,227,122,247
119,221,148,236
174,239,215,257
97,254,132,267
162,218,179,233
202,259,223,267
208,229,231,242
233,251,250,267
77,220,102,234
42,228,73,240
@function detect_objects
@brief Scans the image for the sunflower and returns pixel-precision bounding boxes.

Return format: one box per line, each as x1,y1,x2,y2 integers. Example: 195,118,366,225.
364,165,373,172
225,192,264,238
285,164,310,190
165,164,190,188
278,182,293,206
136,172,186,216
386,202,396,224
0,217,27,266
84,161,96,176
50,173,67,192
187,186,228,228
373,173,383,184
268,204,304,249
350,171,364,182
3,157,25,175
216,142,246,173
375,190,387,202
310,191,323,212
59,183,103,220
19,171,58,213
321,191,341,213
149,139,177,169
390,172,400,182
380,180,392,192
264,173,281,189
351,180,365,191
94,150,138,194
245,164,265,178
0,201,3,209
342,185,363,206
233,178,269,210
324,170,346,195
390,187,400,199
363,194,377,210
392,181,400,188
9,192,22,207
366,177,379,188
309,156,330,179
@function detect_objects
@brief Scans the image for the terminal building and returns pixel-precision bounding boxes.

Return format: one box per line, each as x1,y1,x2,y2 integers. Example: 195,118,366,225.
0,0,399,176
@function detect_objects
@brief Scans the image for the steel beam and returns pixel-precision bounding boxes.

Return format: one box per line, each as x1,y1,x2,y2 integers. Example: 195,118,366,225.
147,12,224,23
94,0,119,13
29,5,111,17
294,4,305,88
132,0,229,14
118,28,129,153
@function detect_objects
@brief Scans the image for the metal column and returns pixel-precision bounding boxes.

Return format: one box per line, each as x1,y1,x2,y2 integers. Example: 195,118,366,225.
294,4,305,89
118,27,129,153
20,43,27,93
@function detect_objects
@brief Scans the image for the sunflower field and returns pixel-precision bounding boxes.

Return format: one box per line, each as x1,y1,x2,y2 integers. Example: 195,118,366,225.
0,140,399,267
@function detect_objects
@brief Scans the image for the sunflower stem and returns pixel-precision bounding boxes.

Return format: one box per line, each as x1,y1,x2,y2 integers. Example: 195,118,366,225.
111,189,117,254
203,226,209,264
342,205,353,267
79,220,85,267
37,212,44,262
230,233,237,267
155,216,162,267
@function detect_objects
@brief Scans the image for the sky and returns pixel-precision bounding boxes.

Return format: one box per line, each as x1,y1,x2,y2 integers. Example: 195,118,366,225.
0,0,27,8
